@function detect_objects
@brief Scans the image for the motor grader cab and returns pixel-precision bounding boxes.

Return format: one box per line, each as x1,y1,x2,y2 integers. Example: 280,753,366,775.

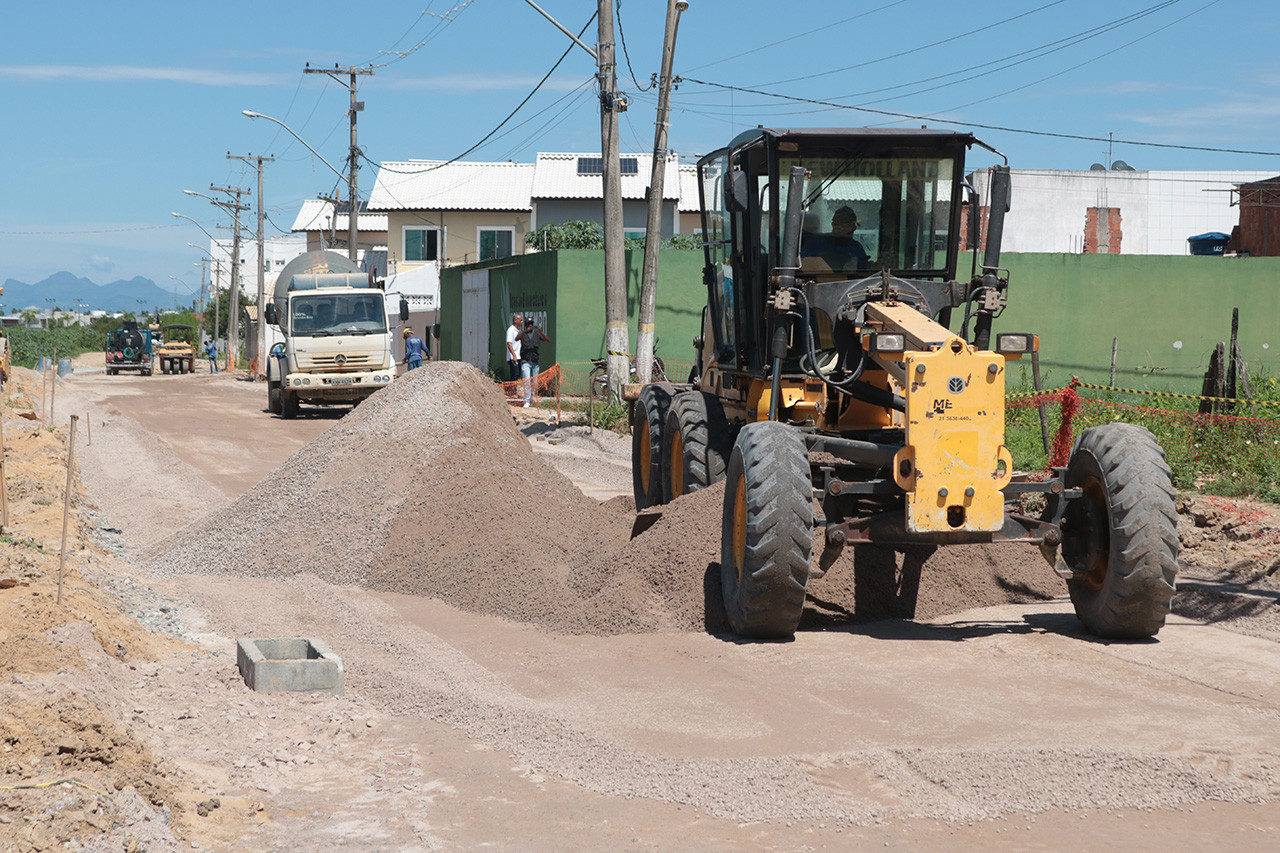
631,127,1178,641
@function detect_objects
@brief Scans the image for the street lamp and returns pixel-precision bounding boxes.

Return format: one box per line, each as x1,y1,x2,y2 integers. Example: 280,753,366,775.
174,211,233,369
241,111,344,180
243,109,358,263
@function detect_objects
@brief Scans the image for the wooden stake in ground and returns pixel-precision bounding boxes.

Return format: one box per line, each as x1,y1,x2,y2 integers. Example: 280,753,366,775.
0,413,9,532
57,414,79,606
1032,348,1051,455
41,359,48,427
50,347,57,427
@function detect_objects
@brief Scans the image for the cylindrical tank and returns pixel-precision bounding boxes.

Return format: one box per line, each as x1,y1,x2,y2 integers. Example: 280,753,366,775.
272,250,363,309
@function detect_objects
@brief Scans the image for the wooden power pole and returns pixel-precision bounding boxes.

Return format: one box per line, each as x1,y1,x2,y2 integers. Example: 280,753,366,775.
209,185,249,370
636,0,689,384
304,64,374,262
597,0,629,399
229,153,275,378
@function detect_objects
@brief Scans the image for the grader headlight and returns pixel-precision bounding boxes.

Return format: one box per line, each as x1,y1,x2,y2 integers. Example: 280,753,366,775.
866,332,907,355
995,333,1038,359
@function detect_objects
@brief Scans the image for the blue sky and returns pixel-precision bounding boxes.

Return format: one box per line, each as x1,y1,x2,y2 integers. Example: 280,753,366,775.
3,0,1277,293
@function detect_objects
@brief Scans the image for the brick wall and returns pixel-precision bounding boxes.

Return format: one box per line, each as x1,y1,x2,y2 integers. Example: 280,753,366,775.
1084,207,1122,254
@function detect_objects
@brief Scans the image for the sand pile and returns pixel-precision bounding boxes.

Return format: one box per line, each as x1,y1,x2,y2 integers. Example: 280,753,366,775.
605,482,1064,633
145,362,642,633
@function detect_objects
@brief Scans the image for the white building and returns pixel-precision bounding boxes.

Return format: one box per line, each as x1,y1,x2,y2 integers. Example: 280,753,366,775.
969,168,1275,255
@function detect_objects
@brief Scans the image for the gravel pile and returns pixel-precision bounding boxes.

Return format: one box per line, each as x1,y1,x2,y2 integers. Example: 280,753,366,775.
144,363,649,634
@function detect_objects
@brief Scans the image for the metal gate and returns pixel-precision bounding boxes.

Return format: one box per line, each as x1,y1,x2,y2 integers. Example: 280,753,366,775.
460,269,490,371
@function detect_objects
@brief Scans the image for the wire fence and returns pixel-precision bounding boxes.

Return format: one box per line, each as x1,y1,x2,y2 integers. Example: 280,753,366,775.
1009,378,1280,501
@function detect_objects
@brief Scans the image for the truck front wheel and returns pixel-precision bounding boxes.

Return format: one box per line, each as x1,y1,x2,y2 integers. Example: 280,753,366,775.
268,381,282,415
281,388,300,419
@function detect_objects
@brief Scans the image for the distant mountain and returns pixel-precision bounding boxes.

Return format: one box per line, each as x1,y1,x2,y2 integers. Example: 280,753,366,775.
1,273,188,315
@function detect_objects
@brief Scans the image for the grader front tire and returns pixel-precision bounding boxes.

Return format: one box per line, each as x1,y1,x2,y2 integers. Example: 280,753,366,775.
1062,423,1179,639
720,421,813,639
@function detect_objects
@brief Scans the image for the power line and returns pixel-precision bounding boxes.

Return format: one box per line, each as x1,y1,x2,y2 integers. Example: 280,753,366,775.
743,0,1067,89
369,11,598,177
615,1,652,91
677,76,1280,157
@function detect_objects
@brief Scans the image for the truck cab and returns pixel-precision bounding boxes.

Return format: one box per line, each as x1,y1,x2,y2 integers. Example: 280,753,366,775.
266,251,397,418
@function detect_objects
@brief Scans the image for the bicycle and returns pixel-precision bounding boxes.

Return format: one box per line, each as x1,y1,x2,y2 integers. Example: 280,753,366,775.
589,346,668,399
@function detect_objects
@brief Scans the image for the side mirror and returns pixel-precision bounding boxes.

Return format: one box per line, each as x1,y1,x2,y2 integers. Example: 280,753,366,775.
726,169,750,213
399,297,410,322
265,303,276,326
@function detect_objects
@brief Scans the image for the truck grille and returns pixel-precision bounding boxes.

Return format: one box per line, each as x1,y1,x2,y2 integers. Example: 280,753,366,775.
300,353,375,371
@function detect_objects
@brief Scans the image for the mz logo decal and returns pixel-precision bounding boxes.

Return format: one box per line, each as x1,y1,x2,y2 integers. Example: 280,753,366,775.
947,376,967,393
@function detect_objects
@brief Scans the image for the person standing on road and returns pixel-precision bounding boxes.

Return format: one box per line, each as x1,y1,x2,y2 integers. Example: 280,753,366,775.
505,313,523,385
516,319,551,408
205,340,218,373
403,327,428,371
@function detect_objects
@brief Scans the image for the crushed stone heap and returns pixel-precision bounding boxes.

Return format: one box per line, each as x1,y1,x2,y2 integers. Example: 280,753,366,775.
145,362,692,635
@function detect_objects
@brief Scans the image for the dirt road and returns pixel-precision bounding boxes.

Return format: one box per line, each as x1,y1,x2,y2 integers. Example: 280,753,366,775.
32,363,1280,850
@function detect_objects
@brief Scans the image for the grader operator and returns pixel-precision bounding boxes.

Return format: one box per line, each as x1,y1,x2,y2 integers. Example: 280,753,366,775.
631,127,1178,641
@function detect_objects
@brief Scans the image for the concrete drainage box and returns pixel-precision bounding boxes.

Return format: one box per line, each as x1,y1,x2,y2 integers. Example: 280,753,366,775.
237,638,345,696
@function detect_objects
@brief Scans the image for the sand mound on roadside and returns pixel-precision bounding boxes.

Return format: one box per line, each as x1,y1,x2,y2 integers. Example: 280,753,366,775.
144,362,645,633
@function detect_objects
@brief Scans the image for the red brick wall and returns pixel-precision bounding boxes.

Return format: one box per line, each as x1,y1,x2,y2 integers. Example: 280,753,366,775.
1084,207,1122,254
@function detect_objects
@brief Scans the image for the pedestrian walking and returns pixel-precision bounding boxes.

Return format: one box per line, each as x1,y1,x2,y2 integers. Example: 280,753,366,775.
403,327,428,370
505,313,523,385
205,340,218,373
516,319,551,408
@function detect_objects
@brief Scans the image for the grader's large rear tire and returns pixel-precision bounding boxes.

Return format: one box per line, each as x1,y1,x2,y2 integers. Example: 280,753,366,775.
631,383,674,509
1061,423,1179,639
662,391,731,503
720,421,813,639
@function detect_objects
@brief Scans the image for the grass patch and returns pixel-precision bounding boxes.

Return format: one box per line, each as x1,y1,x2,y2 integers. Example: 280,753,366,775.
1006,365,1280,504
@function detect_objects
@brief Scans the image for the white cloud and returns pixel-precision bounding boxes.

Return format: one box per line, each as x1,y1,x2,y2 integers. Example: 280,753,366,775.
88,255,114,273
0,64,286,87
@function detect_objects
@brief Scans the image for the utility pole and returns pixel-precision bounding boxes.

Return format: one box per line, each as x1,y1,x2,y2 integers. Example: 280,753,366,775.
523,1,627,396
209,184,249,370
597,0,628,399
637,0,689,384
228,153,274,379
304,64,374,262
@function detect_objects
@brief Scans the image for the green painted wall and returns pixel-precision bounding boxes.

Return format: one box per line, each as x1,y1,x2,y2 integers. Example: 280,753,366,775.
970,253,1280,395
441,249,706,389
443,251,1280,396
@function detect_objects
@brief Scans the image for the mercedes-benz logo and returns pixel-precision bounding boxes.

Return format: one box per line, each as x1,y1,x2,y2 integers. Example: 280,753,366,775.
334,353,347,366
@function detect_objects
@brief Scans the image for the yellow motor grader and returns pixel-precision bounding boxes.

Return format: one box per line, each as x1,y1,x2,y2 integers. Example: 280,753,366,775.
631,127,1178,640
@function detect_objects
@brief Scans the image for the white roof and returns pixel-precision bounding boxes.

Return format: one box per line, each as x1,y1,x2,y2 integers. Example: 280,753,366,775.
291,200,387,233
367,160,535,211
532,152,680,201
678,164,700,212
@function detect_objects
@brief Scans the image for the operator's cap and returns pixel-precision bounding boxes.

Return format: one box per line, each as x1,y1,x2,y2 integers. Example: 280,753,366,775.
403,327,413,337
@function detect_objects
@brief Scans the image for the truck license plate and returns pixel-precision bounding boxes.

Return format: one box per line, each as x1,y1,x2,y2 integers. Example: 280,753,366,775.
329,377,357,386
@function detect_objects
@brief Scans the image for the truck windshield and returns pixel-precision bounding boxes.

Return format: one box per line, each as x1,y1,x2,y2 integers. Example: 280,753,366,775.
290,292,387,336
781,155,957,275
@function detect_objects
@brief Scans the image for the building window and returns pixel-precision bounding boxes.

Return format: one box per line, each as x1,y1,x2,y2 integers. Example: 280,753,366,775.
577,157,638,176
404,227,440,262
478,227,515,261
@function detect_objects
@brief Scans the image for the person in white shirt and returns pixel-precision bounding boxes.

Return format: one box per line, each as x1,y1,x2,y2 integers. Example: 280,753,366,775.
505,313,523,383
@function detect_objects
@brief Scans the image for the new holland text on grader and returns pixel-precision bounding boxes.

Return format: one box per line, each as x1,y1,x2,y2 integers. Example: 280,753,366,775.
630,127,1178,640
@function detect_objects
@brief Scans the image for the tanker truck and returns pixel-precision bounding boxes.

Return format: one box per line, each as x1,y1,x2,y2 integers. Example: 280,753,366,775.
264,250,403,418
